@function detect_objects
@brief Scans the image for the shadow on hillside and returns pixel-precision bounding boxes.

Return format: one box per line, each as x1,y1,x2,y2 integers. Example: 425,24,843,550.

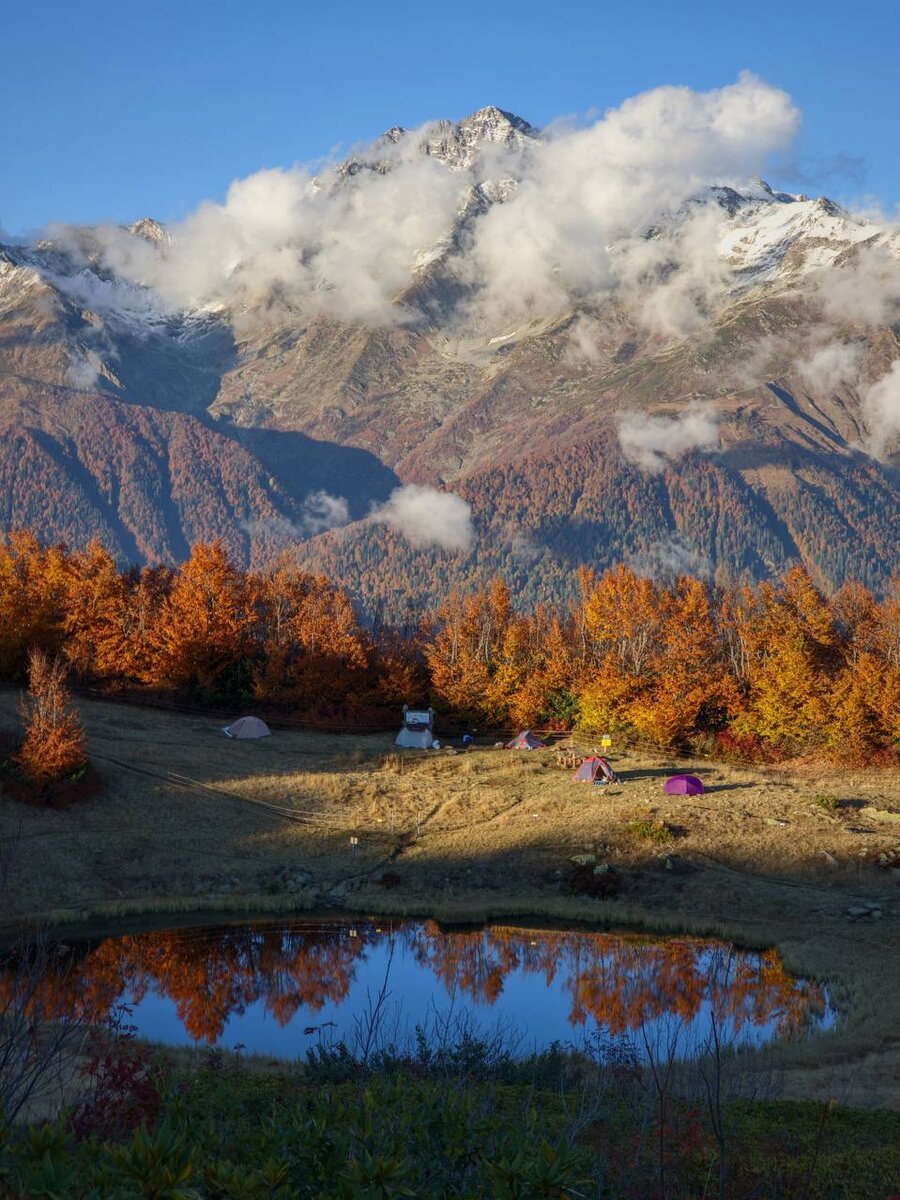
700,782,759,793
230,426,400,518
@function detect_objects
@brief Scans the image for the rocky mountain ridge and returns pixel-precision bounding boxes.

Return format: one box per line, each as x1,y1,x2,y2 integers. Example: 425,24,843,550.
1,103,898,609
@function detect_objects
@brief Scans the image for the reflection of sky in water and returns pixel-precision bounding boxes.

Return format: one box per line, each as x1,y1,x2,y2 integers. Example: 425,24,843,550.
118,922,833,1060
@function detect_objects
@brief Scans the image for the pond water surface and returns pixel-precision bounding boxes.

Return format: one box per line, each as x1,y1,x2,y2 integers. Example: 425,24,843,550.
11,920,833,1060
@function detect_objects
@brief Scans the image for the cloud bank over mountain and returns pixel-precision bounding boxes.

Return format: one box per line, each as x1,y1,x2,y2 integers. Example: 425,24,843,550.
44,74,802,334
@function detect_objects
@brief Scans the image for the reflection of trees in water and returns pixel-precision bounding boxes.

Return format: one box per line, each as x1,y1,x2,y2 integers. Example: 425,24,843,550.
1,923,825,1045
407,925,824,1038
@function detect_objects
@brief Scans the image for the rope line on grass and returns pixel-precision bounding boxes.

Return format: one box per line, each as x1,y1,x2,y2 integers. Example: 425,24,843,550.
88,752,395,843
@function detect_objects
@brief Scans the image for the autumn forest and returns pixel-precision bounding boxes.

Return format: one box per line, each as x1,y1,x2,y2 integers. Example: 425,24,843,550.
1,530,898,765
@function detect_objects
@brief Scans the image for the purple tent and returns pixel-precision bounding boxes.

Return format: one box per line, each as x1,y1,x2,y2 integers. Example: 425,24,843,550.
573,756,619,784
663,774,705,795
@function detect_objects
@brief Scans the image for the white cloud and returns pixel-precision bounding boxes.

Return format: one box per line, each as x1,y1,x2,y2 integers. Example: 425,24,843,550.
457,72,798,328
241,491,349,547
369,484,474,551
617,404,721,472
54,156,466,326
796,341,864,392
301,490,349,533
67,349,105,388
563,314,604,363
861,360,900,458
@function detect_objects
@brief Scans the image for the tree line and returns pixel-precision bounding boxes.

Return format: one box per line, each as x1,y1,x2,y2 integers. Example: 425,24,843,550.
1,531,898,764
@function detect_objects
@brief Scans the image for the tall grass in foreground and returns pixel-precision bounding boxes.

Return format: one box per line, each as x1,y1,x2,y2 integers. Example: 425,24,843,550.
2,1002,897,1198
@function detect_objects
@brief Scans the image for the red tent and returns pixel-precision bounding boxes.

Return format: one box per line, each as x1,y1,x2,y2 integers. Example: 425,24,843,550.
573,756,619,783
663,774,704,795
505,730,547,750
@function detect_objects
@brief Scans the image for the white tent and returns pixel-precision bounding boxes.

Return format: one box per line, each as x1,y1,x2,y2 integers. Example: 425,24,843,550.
395,705,434,749
223,716,272,739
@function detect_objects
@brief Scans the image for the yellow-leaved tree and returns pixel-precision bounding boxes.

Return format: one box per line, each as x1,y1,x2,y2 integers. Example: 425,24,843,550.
732,566,838,755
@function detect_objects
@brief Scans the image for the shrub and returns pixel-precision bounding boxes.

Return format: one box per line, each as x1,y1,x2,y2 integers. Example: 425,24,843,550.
715,729,777,763
569,863,621,898
625,819,673,844
68,1023,165,1143
812,793,839,811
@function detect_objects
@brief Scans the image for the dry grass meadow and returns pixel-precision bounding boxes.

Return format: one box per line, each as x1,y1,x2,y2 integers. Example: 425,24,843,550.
1,689,898,1108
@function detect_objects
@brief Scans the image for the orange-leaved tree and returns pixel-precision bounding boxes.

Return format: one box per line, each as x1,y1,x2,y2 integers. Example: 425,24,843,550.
425,580,514,723
576,565,667,736
0,531,69,680
61,540,141,681
15,650,87,782
731,566,839,755
254,560,369,709
144,542,257,700
824,578,900,761
628,576,737,747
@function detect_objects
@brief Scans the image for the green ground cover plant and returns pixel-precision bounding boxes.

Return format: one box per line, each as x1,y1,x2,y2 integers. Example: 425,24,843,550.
2,1037,898,1199
625,819,674,844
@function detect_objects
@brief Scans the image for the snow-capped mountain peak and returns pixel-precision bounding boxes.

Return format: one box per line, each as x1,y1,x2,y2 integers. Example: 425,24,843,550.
127,217,169,244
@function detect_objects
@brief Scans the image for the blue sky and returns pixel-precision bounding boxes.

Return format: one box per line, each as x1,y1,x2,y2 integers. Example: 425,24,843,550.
2,0,898,235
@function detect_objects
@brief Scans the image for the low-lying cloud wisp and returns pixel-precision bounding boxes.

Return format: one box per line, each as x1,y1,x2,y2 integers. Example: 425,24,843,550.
861,361,900,458
617,405,721,473
369,485,474,552
301,490,350,534
796,340,864,393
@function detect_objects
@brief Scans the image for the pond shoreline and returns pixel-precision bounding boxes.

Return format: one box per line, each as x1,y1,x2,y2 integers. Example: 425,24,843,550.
0,892,792,949
8,874,899,1107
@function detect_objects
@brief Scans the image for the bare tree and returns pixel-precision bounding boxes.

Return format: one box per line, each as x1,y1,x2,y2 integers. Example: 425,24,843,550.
638,1014,684,1200
0,929,91,1125
0,832,91,1125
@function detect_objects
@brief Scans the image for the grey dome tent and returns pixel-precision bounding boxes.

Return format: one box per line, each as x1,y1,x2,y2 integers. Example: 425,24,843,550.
505,731,547,750
223,716,271,739
396,705,435,749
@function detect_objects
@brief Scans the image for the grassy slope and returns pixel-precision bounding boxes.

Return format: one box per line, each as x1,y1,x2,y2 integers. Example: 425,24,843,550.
1,691,898,1108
